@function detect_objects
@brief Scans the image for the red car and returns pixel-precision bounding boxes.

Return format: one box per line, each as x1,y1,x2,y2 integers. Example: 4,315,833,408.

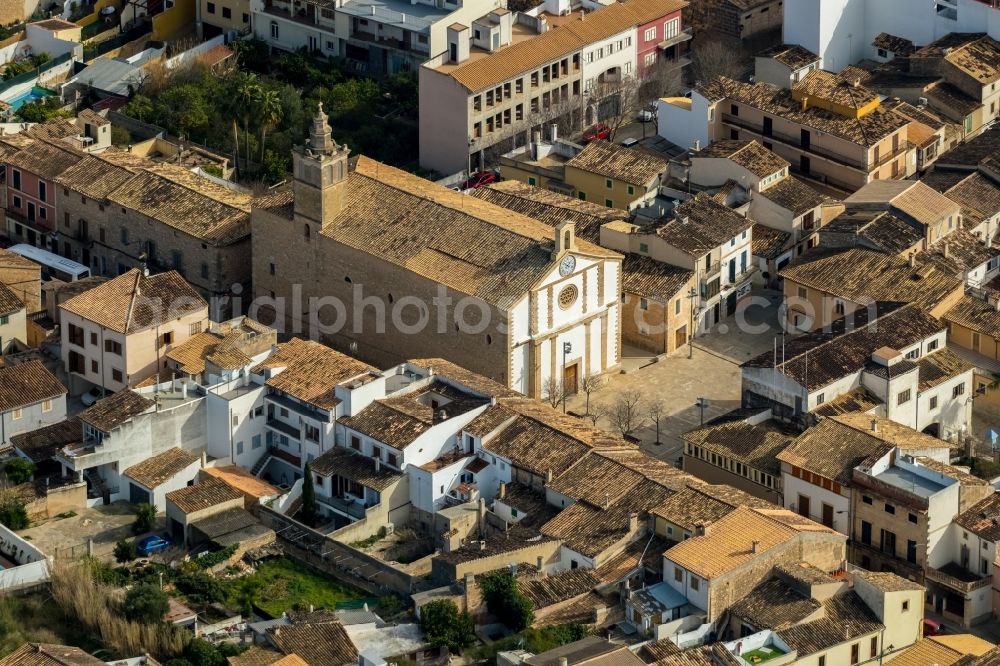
583,122,611,143
922,619,945,636
461,171,497,190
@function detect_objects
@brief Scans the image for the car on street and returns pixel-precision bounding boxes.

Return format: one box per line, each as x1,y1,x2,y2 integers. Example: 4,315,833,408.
460,171,497,190
80,387,104,407
582,123,611,143
922,618,945,636
136,534,173,556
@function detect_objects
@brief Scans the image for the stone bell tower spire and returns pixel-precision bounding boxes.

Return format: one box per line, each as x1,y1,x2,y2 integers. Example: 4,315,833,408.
293,103,350,226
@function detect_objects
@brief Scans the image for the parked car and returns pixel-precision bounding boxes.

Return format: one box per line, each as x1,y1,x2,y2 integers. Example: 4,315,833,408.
80,387,104,407
460,170,497,190
582,122,611,143
136,534,173,557
922,618,945,636
637,107,656,122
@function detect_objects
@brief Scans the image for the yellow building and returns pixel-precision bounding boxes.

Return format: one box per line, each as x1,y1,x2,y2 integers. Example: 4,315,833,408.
564,140,668,210
197,0,250,38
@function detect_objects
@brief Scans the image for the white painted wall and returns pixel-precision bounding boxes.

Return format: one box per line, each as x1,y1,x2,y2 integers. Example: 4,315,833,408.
782,473,850,535
657,92,712,151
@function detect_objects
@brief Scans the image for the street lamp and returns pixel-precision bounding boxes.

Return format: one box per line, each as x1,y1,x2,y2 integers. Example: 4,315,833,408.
696,396,709,425
562,341,572,413
687,287,698,359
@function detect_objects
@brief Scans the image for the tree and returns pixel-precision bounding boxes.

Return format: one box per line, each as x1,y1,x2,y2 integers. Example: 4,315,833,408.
232,72,261,171
647,400,665,445
301,463,318,527
609,390,644,438
256,88,283,163
175,572,227,605
122,94,153,122
183,639,226,666
4,458,35,485
419,599,476,653
580,374,603,416
478,571,534,631
587,75,642,141
0,497,28,530
638,59,685,111
113,538,137,563
691,37,744,84
122,583,169,624
133,503,156,535
585,403,608,428
542,376,564,410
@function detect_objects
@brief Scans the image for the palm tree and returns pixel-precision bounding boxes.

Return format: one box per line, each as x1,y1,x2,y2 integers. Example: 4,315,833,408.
256,88,283,164
231,71,260,174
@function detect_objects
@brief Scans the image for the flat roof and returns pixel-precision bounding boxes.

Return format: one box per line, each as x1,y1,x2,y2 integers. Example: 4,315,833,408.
338,0,450,32
874,465,950,498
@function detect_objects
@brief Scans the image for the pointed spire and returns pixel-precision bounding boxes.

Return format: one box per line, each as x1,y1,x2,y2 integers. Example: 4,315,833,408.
309,102,336,154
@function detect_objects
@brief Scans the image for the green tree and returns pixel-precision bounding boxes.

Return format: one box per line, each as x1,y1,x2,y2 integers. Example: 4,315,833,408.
0,498,28,530
301,462,317,527
133,503,156,534
256,87,283,163
183,639,225,666
478,571,534,631
419,600,476,653
175,571,227,605
160,85,210,141
122,583,169,623
113,538,137,563
233,576,263,617
4,458,35,485
122,94,153,122
231,72,261,172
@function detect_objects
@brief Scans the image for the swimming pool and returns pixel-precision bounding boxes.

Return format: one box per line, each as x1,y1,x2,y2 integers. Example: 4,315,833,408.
6,86,55,111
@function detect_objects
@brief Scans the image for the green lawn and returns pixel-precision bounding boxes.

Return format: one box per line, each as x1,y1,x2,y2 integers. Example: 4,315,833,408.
741,647,787,663
244,557,369,617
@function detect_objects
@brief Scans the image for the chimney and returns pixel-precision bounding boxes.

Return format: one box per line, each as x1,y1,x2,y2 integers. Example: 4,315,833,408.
498,482,506,499
546,468,553,483
374,457,381,472
628,513,639,533
532,130,542,160
200,451,207,467
479,540,487,551
751,540,760,553
550,123,558,142
537,555,544,573
362,602,368,612
942,242,950,259
909,253,916,268
181,381,188,399
871,419,878,433
309,604,315,613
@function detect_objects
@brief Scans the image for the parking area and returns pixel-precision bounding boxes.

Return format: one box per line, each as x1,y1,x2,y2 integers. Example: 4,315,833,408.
18,501,166,561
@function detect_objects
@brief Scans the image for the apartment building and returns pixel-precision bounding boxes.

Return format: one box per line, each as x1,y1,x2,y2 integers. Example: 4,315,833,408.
0,283,26,354
600,192,754,334
0,361,67,446
251,0,503,75
783,0,1000,73
252,110,623,398
850,448,994,627
418,0,688,175
58,269,209,393
754,44,820,89
741,303,975,438
658,72,911,192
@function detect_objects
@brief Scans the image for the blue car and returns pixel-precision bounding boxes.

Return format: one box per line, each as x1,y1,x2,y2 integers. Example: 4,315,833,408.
136,534,173,556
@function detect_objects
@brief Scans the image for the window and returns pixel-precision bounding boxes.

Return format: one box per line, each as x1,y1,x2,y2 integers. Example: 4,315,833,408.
878,48,888,57
850,643,859,665
121,227,129,245
861,520,872,545
818,658,826,666
207,1,214,11
12,196,20,208
38,181,46,202
577,191,586,201
816,393,825,405
11,169,20,190
351,435,361,451
605,199,613,208
627,185,635,196
690,577,699,591
236,441,243,455
639,243,649,253
270,21,278,38
112,369,123,382
897,389,911,405
954,383,966,398
243,12,249,22
929,396,938,410
927,338,938,352
605,179,613,189
172,250,183,270
162,331,173,346
907,539,917,563
675,299,681,315
884,503,895,515
387,452,398,467
835,300,845,315
798,286,808,299
104,340,122,355
639,298,648,310
527,177,536,186
90,331,97,347
983,559,990,575
870,637,878,658
674,567,682,582
902,600,909,612
222,6,230,17
908,512,918,524
11,408,22,420
252,434,262,449
304,424,319,442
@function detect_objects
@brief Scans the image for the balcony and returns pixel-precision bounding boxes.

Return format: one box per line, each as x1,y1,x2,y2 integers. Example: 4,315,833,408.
701,277,721,300
267,392,331,423
658,26,693,49
721,113,867,172
925,562,991,594
317,493,368,520
265,418,300,441
348,29,427,54
262,1,318,27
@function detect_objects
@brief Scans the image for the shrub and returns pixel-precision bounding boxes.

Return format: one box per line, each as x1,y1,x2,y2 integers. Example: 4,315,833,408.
4,458,35,485
183,639,225,666
478,571,534,631
113,539,137,564
133,503,156,534
122,584,169,624
175,572,227,605
0,498,29,530
419,600,476,653
193,544,237,570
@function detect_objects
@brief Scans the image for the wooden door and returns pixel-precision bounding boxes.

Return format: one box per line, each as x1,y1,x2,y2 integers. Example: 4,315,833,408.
563,363,578,395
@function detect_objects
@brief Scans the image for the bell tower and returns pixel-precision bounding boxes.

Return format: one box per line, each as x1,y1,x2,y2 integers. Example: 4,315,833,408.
292,103,350,226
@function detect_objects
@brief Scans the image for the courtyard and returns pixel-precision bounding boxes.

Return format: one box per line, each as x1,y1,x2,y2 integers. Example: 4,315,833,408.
17,502,165,562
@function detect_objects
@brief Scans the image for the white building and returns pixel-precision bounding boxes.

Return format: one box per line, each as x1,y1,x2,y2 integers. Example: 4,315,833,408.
783,0,1000,72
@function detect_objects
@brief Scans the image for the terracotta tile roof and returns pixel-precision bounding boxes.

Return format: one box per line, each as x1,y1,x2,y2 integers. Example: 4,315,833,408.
472,180,623,244
0,360,66,413
729,578,822,631
53,150,144,201
830,413,951,451
757,44,819,70
935,126,1000,168
639,639,682,662
917,455,988,487
775,561,838,586
78,389,154,432
940,172,1000,227
0,644,105,666
33,17,82,30
743,304,946,391
777,248,963,314
655,192,753,257
931,635,999,658
926,80,982,117
438,0,688,92
202,465,280,499
621,254,692,301
6,139,84,180
663,506,799,579
309,448,403,491
751,224,791,260
852,569,924,592
166,477,243,514
547,447,687,508
227,648,284,666
697,139,789,178
253,338,378,411
891,639,965,666
916,229,995,277
945,296,1000,339
821,210,924,254
594,533,672,584
777,591,883,657
267,621,358,666
778,417,893,484
682,420,793,477
106,164,252,245
11,418,80,462
872,32,915,56
0,281,23,316
166,332,222,375
845,180,961,228
124,447,199,488
811,387,882,418
406,357,519,398
520,568,600,609
649,484,744,531
757,175,829,216
59,269,207,334
565,141,668,187
915,33,1000,85
917,347,974,391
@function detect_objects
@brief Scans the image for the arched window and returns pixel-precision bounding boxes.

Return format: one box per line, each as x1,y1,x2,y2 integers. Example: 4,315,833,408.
563,229,571,248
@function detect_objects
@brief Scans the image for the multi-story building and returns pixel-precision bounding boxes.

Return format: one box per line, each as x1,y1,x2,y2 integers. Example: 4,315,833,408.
250,0,504,76
842,179,964,250
197,0,252,38
742,303,975,438
634,0,688,75
783,0,1000,73
701,0,783,40
658,72,912,192
58,269,209,393
0,360,67,446
418,0,688,175
600,192,754,334
754,44,821,89
0,247,41,314
251,109,622,398
0,282,26,354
